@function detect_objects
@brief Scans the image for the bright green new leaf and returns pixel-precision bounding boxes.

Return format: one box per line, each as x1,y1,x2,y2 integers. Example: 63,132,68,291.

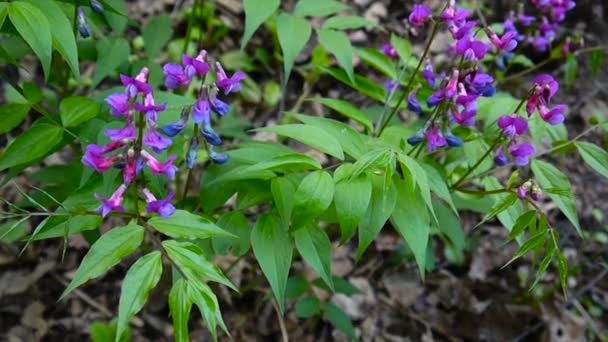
334,169,372,243
92,37,130,89
162,240,237,291
508,210,537,242
292,171,335,228
505,228,548,267
476,193,519,228
149,210,235,240
531,160,581,235
0,124,63,171
251,214,293,314
323,15,379,30
309,97,373,132
143,15,173,58
294,224,334,291
169,279,192,342
187,276,229,340
325,302,357,340
276,13,312,84
295,296,321,318
60,96,101,127
576,142,608,178
390,34,412,64
243,153,322,173
294,0,349,17
271,177,296,228
483,177,523,231
61,224,144,299
213,212,251,257
23,0,79,80
254,124,344,160
355,47,397,79
242,0,279,49
116,252,163,342
0,103,30,134
317,29,354,84
8,2,52,80
391,179,430,279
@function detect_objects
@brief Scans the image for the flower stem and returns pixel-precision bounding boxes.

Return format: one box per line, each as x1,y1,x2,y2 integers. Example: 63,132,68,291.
180,124,200,205
450,135,502,190
375,20,441,137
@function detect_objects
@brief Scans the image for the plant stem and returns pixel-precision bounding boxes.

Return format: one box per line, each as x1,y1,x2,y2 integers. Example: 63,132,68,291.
180,124,200,205
375,20,441,137
142,221,189,280
450,135,502,189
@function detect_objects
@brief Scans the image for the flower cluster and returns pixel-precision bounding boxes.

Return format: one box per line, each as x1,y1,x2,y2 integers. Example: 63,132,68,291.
83,68,176,219
502,1,576,53
160,50,245,167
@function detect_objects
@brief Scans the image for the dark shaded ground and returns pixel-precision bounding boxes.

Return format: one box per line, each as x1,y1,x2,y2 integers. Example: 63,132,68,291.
1,0,608,341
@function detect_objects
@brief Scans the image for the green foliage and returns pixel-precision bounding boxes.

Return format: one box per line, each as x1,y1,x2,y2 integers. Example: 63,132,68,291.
242,0,280,49
60,96,101,127
92,37,130,89
294,224,334,291
276,13,311,84
254,124,344,160
143,15,173,59
317,29,354,83
293,0,349,17
0,123,63,172
576,142,608,178
149,210,235,240
292,171,335,228
0,103,30,134
325,302,357,340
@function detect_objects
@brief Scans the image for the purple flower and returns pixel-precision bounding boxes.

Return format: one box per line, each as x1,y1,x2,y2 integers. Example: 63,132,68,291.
539,104,566,125
105,93,130,118
383,80,400,92
144,129,172,153
105,118,137,142
201,124,222,146
527,74,559,116
498,114,528,138
494,148,509,166
453,109,476,127
95,184,127,217
82,144,122,173
143,189,175,219
209,150,229,165
163,63,190,89
444,70,460,100
440,5,470,27
123,151,139,185
160,120,187,137
509,143,535,166
380,44,398,60
517,184,529,199
134,93,167,124
409,4,432,27
183,50,209,78
427,89,444,108
407,90,422,114
518,13,536,26
452,21,476,39
210,97,230,116
192,97,211,125
215,62,245,95
421,63,444,89
425,126,447,152
120,68,151,99
528,36,550,52
141,150,177,179
487,28,518,52
464,72,494,95
456,37,490,61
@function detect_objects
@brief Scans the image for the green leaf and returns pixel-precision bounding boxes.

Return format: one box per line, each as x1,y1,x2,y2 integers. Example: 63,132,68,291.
143,15,173,58
254,124,344,160
531,160,581,235
354,47,397,79
276,13,312,84
317,29,354,84
508,210,537,242
350,149,391,178
323,15,379,30
285,275,309,299
576,142,608,178
242,0,279,49
483,177,523,231
564,54,577,89
169,279,192,342
357,173,398,261
23,0,79,80
149,209,235,240
531,242,555,289
295,296,321,318
294,0,349,17
60,96,101,127
294,224,334,291
292,171,335,228
390,34,412,64
30,215,101,240
91,37,130,89
398,153,436,225
0,4,7,29
213,212,251,257
8,2,52,80
320,66,387,103
590,48,603,78
116,252,163,342
325,302,357,340
271,177,296,228
163,240,237,291
309,97,373,132
555,248,568,296
421,163,457,214
0,123,63,171
334,167,372,243
391,179,430,279
187,276,228,340
251,214,293,314
312,276,362,295
61,224,144,299
432,201,466,262
476,193,519,228
0,103,30,134
505,228,548,266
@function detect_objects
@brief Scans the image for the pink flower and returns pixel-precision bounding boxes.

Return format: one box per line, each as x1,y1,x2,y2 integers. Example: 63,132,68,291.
141,150,177,179
409,4,432,27
498,114,528,138
215,62,245,95
143,189,175,219
95,184,127,217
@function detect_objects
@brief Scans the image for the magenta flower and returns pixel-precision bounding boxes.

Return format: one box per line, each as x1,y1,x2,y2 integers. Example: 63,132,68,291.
95,184,127,217
163,63,191,89
143,189,176,219
517,184,528,199
494,148,509,166
440,4,470,27
120,68,151,99
144,129,172,153
409,4,432,27
122,151,139,185
105,120,137,142
498,115,528,138
380,44,398,60
421,63,444,89
464,72,494,96
425,126,447,152
539,104,566,125
527,74,559,116
82,144,121,173
134,93,167,124
509,143,535,166
105,93,130,118
444,70,460,100
452,21,476,39
215,62,245,95
407,90,422,114
182,50,209,78
192,97,211,125
141,151,177,179
487,28,518,52
456,37,490,61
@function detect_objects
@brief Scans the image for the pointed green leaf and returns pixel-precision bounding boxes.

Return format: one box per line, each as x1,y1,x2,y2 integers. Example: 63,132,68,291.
508,210,537,242
398,153,436,224
576,142,608,178
390,34,412,64
555,248,568,296
8,2,52,80
213,212,251,257
476,193,519,228
0,124,63,171
292,171,335,228
0,4,7,30
294,0,349,17
564,54,577,89
325,302,357,340
295,296,321,318
308,97,373,132
60,96,101,127
531,160,581,235
350,149,391,178
271,177,296,227
187,276,228,341
149,210,236,240
254,124,344,160
168,279,192,342
251,214,292,314
354,47,397,79
294,224,334,291
590,48,603,78
61,224,144,299
505,228,548,267
317,29,354,84
242,0,279,48
334,168,371,243
0,103,30,134
91,37,130,89
276,13,311,84
143,15,173,58
323,15,380,30
421,163,457,214
116,252,163,342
